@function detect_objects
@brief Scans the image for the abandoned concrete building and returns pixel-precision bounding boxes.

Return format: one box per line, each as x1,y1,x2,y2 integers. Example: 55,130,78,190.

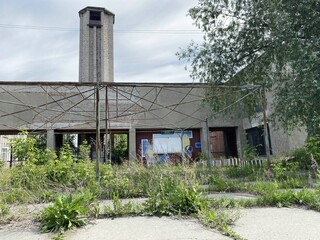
0,7,307,164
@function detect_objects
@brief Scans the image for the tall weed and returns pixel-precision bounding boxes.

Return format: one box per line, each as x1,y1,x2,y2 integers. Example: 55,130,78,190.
144,176,207,216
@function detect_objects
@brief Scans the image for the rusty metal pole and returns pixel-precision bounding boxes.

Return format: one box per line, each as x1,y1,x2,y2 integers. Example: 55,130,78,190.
95,83,100,182
105,86,109,164
260,85,271,177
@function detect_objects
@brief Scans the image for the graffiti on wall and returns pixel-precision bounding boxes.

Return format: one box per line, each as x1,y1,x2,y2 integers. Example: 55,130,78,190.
140,132,193,165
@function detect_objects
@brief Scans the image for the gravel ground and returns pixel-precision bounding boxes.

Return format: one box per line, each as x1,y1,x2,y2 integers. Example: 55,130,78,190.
232,207,320,240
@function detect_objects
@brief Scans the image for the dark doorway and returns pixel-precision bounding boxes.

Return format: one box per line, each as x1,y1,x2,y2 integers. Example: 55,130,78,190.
209,128,238,158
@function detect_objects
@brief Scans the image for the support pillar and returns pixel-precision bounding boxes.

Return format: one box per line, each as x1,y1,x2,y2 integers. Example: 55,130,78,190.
236,126,245,159
46,130,56,151
129,128,136,161
200,121,210,162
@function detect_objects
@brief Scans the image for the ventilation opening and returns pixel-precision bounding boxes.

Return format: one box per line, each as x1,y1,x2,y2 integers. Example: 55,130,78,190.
89,11,101,27
90,11,101,21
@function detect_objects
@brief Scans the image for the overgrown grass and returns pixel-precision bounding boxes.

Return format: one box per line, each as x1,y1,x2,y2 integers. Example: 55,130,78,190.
1,133,320,239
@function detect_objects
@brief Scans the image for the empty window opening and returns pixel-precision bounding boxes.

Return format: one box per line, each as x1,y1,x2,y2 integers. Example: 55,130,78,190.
246,126,272,156
90,11,101,21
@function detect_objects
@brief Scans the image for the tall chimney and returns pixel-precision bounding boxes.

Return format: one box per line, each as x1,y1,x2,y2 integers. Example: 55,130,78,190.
79,7,115,82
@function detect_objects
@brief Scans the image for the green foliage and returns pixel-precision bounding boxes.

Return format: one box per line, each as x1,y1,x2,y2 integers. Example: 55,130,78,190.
99,164,132,198
224,165,261,179
306,135,320,163
208,174,246,192
78,140,90,162
290,147,311,170
38,193,95,233
272,161,299,181
104,194,143,217
198,199,242,240
9,131,56,165
254,188,320,210
34,134,47,151
0,203,9,217
199,210,243,240
10,131,37,162
144,176,207,216
179,0,320,134
112,134,128,164
243,145,259,161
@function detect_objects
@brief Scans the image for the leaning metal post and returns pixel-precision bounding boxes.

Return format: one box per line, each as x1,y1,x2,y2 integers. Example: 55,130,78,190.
260,85,271,177
95,83,101,182
105,86,109,164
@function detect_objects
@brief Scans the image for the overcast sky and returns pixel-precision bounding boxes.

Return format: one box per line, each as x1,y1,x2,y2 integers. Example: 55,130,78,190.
0,0,202,83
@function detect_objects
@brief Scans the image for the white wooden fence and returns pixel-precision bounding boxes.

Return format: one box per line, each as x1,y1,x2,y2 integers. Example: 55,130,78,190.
198,158,267,167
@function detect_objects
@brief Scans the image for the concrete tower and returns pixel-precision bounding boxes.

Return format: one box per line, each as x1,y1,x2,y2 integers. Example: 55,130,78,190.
79,7,115,82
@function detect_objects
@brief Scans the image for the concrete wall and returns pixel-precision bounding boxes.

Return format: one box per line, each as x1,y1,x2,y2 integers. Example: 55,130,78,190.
242,91,307,157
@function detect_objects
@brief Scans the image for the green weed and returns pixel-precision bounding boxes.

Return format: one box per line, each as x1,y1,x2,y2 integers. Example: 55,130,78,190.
38,193,95,233
104,194,143,217
144,176,207,216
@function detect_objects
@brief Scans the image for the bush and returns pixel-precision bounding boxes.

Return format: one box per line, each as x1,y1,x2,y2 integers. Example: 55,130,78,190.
144,176,207,216
38,193,95,233
272,161,299,181
306,135,320,164
291,148,311,170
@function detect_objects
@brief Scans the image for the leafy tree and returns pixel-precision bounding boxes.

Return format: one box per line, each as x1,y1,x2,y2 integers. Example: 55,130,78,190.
10,131,56,165
112,134,128,164
10,130,37,162
178,0,320,135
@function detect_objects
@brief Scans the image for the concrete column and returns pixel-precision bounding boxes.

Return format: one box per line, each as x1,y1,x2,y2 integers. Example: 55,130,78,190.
46,130,56,151
200,121,209,159
129,128,136,161
236,125,246,159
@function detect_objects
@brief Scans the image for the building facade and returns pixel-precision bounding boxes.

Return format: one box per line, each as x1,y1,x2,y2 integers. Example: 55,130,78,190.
0,7,307,164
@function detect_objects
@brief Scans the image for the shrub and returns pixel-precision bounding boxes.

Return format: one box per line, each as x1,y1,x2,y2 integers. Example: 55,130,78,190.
272,161,299,181
291,148,311,170
144,176,207,216
38,193,95,233
243,145,258,161
306,135,320,164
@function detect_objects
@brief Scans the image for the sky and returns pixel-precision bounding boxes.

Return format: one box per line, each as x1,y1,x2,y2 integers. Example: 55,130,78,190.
0,0,203,83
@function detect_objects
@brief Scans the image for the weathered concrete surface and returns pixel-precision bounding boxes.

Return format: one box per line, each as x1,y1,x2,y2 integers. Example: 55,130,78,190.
232,207,320,240
208,192,257,200
0,226,52,240
65,217,231,240
2,199,320,240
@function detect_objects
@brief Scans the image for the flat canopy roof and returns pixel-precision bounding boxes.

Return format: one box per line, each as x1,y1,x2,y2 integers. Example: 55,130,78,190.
0,81,234,89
